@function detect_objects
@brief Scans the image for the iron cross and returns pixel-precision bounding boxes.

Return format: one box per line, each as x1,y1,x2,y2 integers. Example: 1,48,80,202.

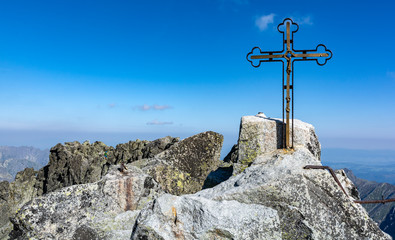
247,18,332,149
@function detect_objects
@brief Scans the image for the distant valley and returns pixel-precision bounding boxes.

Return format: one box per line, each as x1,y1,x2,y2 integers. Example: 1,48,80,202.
0,146,49,182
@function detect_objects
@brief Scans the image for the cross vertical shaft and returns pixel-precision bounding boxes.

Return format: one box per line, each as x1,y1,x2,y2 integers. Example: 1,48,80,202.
285,21,291,149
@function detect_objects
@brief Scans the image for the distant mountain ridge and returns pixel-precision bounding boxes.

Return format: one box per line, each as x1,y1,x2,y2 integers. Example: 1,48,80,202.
0,146,49,182
344,168,395,238
322,148,395,185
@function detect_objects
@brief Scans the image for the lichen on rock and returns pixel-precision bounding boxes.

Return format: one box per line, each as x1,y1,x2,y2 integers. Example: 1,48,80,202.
133,131,224,195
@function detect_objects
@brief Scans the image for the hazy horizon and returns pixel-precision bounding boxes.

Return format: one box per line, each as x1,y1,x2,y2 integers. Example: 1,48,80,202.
1,128,395,153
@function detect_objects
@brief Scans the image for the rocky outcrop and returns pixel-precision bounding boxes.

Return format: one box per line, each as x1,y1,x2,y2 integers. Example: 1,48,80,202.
236,113,321,171
208,113,322,180
4,132,223,239
4,113,391,239
132,146,389,239
131,113,389,240
0,168,38,239
10,166,163,240
0,136,179,239
131,131,224,195
35,137,179,196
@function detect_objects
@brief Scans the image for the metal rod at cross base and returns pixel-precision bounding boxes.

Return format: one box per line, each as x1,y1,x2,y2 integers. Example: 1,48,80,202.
246,18,332,149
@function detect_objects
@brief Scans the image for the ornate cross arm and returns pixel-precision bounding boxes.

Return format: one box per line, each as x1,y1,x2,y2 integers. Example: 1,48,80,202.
292,44,332,66
246,44,332,67
246,47,284,68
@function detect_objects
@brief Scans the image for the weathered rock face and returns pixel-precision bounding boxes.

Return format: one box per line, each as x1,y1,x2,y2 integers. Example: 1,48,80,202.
132,194,281,240
133,131,224,195
34,141,112,196
36,137,179,196
235,113,321,173
156,131,223,181
10,166,163,240
0,168,38,239
223,144,238,163
335,169,360,200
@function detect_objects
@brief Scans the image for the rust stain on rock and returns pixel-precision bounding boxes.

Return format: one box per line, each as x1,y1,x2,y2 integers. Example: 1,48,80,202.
172,206,177,219
117,176,135,211
170,206,185,240
125,177,135,211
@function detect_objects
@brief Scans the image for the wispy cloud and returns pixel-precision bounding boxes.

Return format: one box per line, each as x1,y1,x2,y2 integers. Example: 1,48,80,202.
138,104,172,111
108,103,116,108
291,15,313,25
255,13,275,31
153,105,171,110
139,104,151,111
146,120,173,125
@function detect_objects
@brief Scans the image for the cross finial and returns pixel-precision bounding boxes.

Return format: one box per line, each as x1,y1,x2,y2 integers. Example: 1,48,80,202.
247,18,332,149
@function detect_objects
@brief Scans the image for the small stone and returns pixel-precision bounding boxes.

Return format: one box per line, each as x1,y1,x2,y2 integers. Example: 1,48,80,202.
257,112,267,117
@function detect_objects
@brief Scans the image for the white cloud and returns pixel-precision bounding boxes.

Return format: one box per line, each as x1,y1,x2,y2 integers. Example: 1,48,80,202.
255,13,275,31
146,120,173,125
138,104,172,111
291,16,313,25
153,105,171,110
139,104,151,111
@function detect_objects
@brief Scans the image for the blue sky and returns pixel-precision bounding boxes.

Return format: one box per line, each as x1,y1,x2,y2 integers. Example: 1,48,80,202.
0,0,394,155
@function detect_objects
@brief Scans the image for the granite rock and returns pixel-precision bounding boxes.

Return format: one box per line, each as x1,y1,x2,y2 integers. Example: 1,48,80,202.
132,148,390,240
236,113,321,172
132,131,224,195
156,131,223,181
0,136,179,239
0,168,38,239
35,137,179,196
131,194,281,240
10,166,163,240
